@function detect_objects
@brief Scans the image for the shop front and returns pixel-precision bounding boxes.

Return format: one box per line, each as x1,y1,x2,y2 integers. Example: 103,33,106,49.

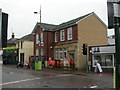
91,45,115,72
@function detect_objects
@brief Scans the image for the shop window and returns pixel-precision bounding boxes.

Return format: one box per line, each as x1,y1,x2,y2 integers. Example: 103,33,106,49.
93,54,114,67
105,55,113,66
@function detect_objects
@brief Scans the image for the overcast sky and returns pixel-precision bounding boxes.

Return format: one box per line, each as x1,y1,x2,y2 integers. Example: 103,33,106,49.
0,0,114,39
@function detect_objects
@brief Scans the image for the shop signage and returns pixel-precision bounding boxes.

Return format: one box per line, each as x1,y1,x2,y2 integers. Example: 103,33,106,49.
91,46,115,54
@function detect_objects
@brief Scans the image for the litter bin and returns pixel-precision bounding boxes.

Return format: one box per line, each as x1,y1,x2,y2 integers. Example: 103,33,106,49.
35,61,42,70
32,61,35,70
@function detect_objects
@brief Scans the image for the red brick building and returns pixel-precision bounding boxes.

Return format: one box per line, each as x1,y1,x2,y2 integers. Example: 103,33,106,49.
32,23,57,60
33,12,108,69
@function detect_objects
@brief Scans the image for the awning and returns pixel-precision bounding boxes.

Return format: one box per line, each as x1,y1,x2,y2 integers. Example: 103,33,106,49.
3,47,16,50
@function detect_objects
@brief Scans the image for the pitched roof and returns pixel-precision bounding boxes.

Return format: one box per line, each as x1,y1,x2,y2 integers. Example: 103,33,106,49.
18,34,34,42
32,12,107,32
32,23,57,33
55,12,93,30
38,23,57,31
7,38,19,44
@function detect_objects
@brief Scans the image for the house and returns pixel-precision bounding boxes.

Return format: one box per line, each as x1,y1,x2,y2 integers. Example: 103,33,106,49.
2,33,19,64
33,12,108,70
7,33,19,47
15,34,34,64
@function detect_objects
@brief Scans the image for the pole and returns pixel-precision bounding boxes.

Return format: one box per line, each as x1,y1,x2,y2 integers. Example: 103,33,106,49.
114,17,120,89
86,45,89,73
39,5,41,61
40,5,41,23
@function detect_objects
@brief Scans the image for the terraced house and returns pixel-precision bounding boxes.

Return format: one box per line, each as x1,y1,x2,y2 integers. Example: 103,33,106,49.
33,12,108,70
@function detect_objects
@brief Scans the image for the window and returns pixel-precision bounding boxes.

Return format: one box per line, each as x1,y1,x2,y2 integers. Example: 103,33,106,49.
56,49,59,59
59,48,63,59
105,55,113,66
36,34,39,44
93,54,114,67
55,32,57,42
18,42,19,48
40,48,43,56
67,27,72,40
63,48,67,58
21,42,23,49
40,33,43,44
60,30,65,41
36,49,39,56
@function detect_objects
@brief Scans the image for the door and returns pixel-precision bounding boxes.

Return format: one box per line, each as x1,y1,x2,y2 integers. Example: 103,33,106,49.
69,53,74,61
20,53,24,63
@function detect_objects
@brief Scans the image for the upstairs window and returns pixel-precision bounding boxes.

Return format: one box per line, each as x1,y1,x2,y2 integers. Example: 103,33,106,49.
36,34,39,44
55,32,57,42
67,27,72,40
40,33,43,44
60,30,65,41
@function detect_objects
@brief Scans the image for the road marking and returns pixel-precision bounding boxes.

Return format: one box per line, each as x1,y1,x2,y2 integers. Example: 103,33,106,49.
90,85,98,88
0,74,73,86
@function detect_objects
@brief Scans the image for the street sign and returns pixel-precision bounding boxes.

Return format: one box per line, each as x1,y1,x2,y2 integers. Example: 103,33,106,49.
114,3,120,17
107,2,120,29
107,2,114,29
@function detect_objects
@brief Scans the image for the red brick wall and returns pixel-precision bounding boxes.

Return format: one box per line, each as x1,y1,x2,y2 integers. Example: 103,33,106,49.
34,24,78,60
54,25,78,43
34,27,54,60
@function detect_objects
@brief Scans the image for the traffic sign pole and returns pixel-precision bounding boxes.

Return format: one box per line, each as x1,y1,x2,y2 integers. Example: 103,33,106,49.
114,17,120,89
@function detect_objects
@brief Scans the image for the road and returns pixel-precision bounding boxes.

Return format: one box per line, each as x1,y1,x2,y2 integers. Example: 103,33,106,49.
1,65,113,89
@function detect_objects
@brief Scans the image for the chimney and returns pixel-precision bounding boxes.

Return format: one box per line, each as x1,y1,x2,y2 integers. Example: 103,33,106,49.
12,32,15,38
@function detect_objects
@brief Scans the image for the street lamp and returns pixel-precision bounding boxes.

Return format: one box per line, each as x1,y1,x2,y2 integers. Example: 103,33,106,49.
34,5,41,23
34,5,42,61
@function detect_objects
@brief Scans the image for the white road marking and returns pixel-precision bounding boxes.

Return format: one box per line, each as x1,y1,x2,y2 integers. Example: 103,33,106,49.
90,85,98,88
0,74,73,86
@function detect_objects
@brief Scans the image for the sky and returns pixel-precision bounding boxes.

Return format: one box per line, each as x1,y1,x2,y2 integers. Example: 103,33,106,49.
0,0,114,39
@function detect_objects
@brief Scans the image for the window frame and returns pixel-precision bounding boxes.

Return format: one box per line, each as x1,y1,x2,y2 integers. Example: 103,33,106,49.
55,32,58,42
60,30,65,41
67,27,72,40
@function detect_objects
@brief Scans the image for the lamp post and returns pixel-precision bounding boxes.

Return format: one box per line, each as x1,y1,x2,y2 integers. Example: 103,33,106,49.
34,5,42,61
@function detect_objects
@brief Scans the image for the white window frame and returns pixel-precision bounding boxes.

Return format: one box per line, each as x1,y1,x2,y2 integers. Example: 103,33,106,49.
67,27,72,40
55,32,57,42
60,30,65,41
40,48,43,56
40,33,43,44
36,49,39,56
36,34,39,44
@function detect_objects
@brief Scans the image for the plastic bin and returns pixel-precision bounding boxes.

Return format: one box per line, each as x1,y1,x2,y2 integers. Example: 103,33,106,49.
32,61,35,70
35,61,42,70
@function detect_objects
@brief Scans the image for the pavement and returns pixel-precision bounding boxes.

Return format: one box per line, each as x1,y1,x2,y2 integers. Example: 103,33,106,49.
2,64,113,79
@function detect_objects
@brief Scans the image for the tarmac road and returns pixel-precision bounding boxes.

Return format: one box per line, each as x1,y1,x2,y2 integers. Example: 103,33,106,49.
1,65,113,89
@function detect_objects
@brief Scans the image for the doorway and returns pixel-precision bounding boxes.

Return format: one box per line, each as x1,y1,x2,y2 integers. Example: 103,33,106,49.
69,53,74,61
20,53,24,63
